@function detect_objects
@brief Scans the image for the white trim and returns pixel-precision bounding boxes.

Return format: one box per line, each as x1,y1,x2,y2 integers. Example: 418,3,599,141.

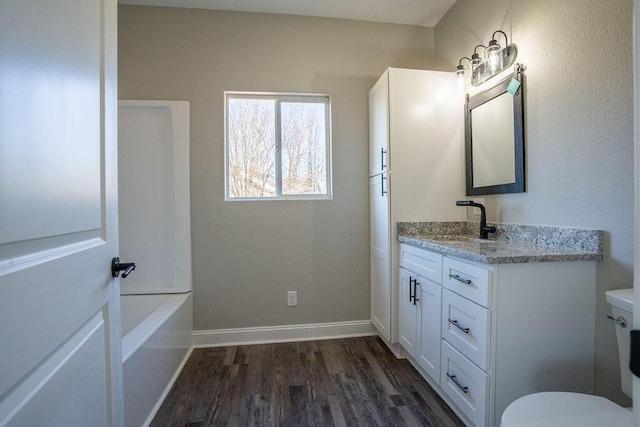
192,320,377,348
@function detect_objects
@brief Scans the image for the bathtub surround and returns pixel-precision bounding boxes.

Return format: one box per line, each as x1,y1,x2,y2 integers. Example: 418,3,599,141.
117,100,194,425
118,100,192,295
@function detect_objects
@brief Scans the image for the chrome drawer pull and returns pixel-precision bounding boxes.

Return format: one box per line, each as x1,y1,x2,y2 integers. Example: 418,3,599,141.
449,274,472,285
448,318,470,334
446,373,469,394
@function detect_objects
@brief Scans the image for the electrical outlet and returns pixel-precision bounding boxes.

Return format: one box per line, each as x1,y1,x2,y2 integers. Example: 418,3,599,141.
287,291,297,307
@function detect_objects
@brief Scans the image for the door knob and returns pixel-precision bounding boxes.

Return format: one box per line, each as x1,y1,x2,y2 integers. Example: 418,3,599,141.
111,257,136,278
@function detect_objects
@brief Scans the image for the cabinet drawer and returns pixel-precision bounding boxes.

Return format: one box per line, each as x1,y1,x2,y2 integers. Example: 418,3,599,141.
399,244,442,284
443,257,491,307
441,341,489,427
442,289,490,370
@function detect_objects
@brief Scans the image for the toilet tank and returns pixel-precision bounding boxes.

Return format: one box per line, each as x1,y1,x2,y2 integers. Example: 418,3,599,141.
605,288,634,399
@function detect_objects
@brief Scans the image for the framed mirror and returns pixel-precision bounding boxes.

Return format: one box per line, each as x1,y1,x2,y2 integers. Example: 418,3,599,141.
464,71,524,195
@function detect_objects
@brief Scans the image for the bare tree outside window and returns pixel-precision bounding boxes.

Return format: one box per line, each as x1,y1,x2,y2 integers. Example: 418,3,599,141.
281,102,326,195
227,98,276,198
225,93,331,200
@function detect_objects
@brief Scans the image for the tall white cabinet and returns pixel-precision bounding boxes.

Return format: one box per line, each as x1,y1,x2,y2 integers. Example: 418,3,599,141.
369,68,465,344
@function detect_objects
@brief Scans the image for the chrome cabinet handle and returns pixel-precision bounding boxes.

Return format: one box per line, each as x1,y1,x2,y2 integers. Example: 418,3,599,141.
448,318,470,334
381,174,387,196
449,274,472,285
446,373,469,394
607,315,627,328
381,147,387,170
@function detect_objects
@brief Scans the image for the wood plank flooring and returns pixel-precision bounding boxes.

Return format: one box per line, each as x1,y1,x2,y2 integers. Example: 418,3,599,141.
151,336,465,426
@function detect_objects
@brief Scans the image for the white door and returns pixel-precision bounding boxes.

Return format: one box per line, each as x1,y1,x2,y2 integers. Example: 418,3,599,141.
0,1,122,426
417,278,442,381
398,268,417,355
368,72,389,177
370,174,390,341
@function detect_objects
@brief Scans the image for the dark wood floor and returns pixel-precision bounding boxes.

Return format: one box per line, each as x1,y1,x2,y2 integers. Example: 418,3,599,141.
151,336,465,426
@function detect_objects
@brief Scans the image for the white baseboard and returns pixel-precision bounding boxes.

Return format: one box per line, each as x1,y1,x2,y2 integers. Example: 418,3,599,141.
192,320,377,348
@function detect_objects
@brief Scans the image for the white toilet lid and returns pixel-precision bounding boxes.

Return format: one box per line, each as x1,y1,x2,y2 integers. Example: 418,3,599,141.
501,392,633,427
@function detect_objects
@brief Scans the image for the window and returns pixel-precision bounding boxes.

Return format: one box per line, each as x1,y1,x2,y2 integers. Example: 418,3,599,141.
225,92,332,200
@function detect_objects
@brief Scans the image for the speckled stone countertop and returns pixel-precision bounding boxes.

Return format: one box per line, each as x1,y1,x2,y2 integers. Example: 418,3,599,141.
397,222,604,264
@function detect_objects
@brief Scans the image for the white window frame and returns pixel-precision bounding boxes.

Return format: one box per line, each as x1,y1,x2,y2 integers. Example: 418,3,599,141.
224,91,333,201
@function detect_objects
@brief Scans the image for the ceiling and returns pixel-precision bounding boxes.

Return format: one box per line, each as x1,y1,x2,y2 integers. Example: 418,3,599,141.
117,0,457,27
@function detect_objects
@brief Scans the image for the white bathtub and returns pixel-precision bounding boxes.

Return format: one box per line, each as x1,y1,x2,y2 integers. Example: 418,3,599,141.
121,292,193,427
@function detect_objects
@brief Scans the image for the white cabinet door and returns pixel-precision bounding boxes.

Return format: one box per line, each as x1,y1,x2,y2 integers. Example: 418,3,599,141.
368,72,389,177
370,174,390,340
399,268,418,355
0,1,122,425
417,279,442,382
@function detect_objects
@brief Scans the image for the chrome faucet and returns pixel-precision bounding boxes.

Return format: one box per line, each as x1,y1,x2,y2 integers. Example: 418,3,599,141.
456,201,497,239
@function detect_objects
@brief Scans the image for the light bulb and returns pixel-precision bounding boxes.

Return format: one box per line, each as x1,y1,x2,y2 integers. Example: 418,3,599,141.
486,39,501,72
471,53,482,69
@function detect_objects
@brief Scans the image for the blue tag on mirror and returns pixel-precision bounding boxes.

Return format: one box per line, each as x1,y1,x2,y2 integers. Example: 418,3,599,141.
507,78,521,95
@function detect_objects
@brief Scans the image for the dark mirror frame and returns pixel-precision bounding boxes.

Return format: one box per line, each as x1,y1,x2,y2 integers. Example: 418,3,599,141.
464,72,525,196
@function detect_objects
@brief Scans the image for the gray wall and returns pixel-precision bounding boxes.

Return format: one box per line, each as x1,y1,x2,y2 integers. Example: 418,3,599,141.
118,6,436,329
434,0,634,405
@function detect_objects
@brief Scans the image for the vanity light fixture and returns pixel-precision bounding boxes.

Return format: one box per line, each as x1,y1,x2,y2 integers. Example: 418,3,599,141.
455,56,471,81
456,30,517,87
471,45,486,69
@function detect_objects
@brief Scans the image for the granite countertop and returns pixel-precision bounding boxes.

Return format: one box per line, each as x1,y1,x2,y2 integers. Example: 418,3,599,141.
397,222,604,264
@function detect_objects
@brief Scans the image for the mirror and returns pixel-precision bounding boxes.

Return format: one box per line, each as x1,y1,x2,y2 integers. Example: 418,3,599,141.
464,74,524,195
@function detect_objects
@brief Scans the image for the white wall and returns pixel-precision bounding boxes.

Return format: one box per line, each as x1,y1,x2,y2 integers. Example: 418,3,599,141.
434,0,634,405
118,6,437,330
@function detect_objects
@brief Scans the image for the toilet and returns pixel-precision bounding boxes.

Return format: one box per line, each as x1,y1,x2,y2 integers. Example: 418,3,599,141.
501,289,634,427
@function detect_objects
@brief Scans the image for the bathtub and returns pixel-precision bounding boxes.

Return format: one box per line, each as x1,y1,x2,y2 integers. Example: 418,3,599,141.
121,292,193,427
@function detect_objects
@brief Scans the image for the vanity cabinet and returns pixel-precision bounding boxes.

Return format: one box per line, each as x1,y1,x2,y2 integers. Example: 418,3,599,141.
397,243,596,427
368,68,464,343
